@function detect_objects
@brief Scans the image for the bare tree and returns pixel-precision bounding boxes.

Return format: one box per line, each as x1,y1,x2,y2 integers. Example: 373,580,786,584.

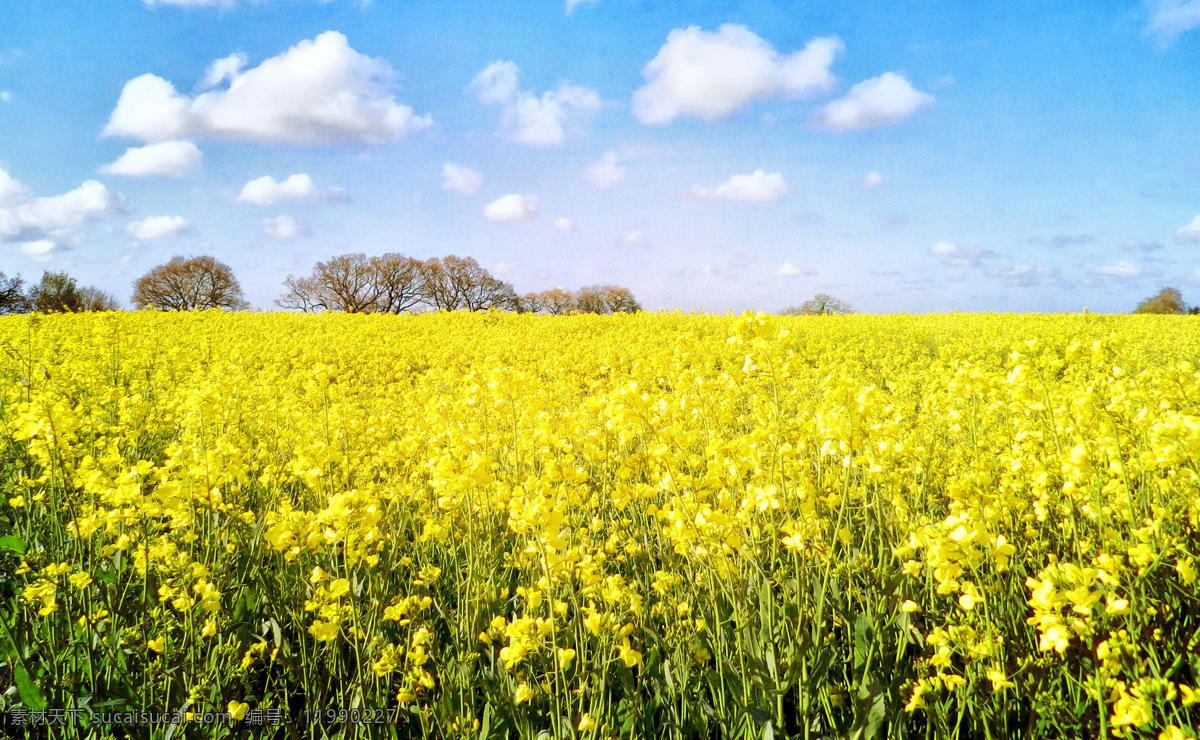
417,256,516,311
599,285,640,313
574,285,608,314
133,256,249,311
781,293,853,316
571,284,640,314
415,258,461,311
538,288,577,315
0,271,29,315
369,253,424,313
277,253,381,313
79,286,121,311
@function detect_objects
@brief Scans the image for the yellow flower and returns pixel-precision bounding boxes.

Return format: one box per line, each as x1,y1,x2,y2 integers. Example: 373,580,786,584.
309,620,339,642
618,638,642,668
68,571,93,590
147,637,166,652
557,647,576,669
901,600,921,613
578,713,596,731
514,683,533,704
228,701,249,721
201,620,218,638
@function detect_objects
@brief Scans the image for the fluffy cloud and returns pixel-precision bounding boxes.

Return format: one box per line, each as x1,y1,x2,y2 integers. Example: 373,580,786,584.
775,262,817,277
987,265,1055,287
857,171,885,189
483,193,537,221
19,240,57,261
553,217,575,231
1176,215,1200,243
1,92,10,103
468,61,601,146
1121,238,1164,251
1147,1,1200,45
584,151,627,189
632,25,842,125
930,241,994,268
0,168,120,243
693,170,791,202
104,32,432,145
1094,261,1152,279
442,162,483,195
261,215,307,239
236,174,345,206
814,72,933,130
126,215,191,240
100,140,203,177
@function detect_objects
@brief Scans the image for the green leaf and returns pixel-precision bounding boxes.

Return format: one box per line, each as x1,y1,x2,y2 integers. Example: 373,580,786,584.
478,701,492,740
15,665,46,710
0,535,27,554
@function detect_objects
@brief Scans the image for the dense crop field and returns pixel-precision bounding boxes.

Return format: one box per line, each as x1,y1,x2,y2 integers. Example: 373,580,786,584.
1,311,1199,739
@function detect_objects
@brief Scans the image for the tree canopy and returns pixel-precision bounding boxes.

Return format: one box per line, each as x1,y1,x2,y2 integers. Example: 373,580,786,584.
1133,287,1190,315
781,293,854,316
133,256,249,311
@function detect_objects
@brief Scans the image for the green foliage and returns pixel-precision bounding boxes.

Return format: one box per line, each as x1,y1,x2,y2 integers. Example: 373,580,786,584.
1133,287,1188,315
28,271,84,314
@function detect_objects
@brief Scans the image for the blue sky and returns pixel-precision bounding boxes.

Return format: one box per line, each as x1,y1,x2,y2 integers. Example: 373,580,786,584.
2,0,1200,313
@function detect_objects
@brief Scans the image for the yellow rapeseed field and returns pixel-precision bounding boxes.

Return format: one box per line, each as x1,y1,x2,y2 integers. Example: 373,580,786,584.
1,310,1198,739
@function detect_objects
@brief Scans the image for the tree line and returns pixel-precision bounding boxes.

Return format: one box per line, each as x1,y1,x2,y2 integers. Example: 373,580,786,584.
0,254,641,316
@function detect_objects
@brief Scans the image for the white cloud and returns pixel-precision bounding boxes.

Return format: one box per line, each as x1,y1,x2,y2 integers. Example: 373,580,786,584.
202,53,247,89
1094,261,1151,279
564,0,599,14
100,140,203,177
261,215,307,239
987,265,1054,287
775,262,817,277
1147,1,1200,45
1175,215,1200,243
484,193,537,221
468,61,601,146
126,215,191,241
1121,238,1164,251
700,264,718,276
553,217,575,230
632,25,842,125
584,150,627,189
236,173,345,206
441,162,484,195
693,170,791,202
619,230,644,245
0,92,10,103
0,168,28,208
493,261,520,276
0,168,120,243
930,241,993,268
858,171,885,189
104,31,432,145
19,240,57,261
814,72,933,130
